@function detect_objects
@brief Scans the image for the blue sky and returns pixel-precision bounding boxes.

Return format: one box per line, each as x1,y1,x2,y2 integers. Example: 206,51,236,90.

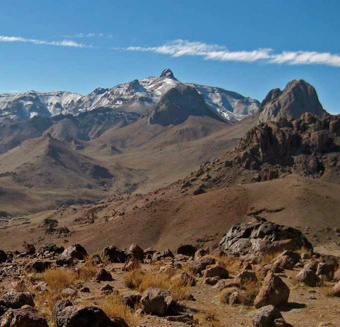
0,0,339,113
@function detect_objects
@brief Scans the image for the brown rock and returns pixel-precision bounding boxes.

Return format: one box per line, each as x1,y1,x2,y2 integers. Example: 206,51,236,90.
254,273,290,308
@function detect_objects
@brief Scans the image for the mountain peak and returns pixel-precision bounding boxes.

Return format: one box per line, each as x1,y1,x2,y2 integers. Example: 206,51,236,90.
160,68,175,79
258,79,326,122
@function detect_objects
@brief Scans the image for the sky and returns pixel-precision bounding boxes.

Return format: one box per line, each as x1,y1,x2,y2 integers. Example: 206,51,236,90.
0,0,339,113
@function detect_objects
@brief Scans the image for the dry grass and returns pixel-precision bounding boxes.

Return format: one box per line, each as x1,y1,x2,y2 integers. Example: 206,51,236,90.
42,268,77,292
99,294,139,326
123,269,192,301
219,281,259,306
195,309,220,327
215,255,242,274
77,261,99,281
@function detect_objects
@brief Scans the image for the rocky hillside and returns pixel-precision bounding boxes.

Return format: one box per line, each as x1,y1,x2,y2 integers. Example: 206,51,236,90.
258,79,326,123
179,113,340,193
0,69,259,123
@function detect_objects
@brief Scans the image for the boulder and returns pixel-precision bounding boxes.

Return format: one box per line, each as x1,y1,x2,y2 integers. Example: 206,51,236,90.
254,273,290,308
0,307,48,327
273,251,301,270
38,244,64,256
26,260,52,273
122,292,141,309
95,269,113,282
333,268,340,282
296,268,320,287
152,249,174,262
59,244,87,264
188,256,216,275
330,281,340,297
252,305,286,327
128,244,144,262
140,288,173,316
52,300,73,322
177,245,197,257
54,305,116,327
234,270,258,285
316,262,335,281
171,272,196,287
219,220,312,259
102,246,127,263
2,291,35,309
0,250,8,263
203,264,229,279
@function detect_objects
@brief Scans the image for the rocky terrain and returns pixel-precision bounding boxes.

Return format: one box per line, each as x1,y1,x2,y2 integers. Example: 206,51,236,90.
0,72,339,326
0,219,340,326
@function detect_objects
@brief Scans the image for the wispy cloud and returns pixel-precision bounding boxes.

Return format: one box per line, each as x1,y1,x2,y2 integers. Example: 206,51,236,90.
65,32,113,39
0,35,91,48
119,39,340,67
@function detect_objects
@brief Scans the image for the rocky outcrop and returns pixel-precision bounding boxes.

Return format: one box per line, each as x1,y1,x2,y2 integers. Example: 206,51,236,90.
102,246,127,263
219,220,312,259
58,244,88,265
258,79,325,123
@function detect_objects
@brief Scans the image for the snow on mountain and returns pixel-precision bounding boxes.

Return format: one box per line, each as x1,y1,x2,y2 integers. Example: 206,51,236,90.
0,69,259,123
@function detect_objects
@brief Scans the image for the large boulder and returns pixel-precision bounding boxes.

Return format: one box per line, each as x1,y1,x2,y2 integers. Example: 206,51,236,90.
219,220,312,259
2,291,35,309
0,307,48,327
128,244,144,262
95,269,113,282
177,245,197,257
102,246,127,263
54,305,117,327
252,305,286,327
58,244,87,264
203,264,229,279
152,249,174,262
140,288,173,316
273,251,301,270
254,273,290,308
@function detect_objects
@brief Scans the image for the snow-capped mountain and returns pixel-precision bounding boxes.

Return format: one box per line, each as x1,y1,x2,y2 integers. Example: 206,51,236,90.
0,69,259,123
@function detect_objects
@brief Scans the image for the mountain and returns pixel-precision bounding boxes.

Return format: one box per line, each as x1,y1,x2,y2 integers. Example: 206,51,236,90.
148,84,225,126
258,79,326,122
0,69,259,123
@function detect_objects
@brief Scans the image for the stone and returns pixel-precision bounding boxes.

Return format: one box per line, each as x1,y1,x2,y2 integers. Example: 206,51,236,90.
171,272,196,287
0,307,48,327
333,268,340,282
59,244,87,264
254,273,290,308
140,288,173,316
61,288,77,298
316,262,335,281
273,251,301,270
252,305,285,327
219,220,312,258
95,269,113,282
54,305,116,327
152,249,174,261
100,284,118,296
296,269,320,287
203,264,229,279
330,281,340,297
177,244,197,257
90,255,102,265
102,246,127,263
2,291,35,309
188,256,216,275
128,244,144,262
52,300,73,322
122,292,141,309
234,270,258,285
26,260,52,273
0,250,8,263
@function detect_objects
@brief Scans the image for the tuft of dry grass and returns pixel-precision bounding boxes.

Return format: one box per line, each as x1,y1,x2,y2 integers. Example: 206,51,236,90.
77,261,99,281
195,309,220,327
123,269,192,301
99,294,139,326
42,268,77,292
219,281,259,306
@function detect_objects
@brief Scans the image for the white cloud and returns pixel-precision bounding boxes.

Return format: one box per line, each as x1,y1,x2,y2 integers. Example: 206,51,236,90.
120,39,340,67
0,35,91,48
66,33,113,39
